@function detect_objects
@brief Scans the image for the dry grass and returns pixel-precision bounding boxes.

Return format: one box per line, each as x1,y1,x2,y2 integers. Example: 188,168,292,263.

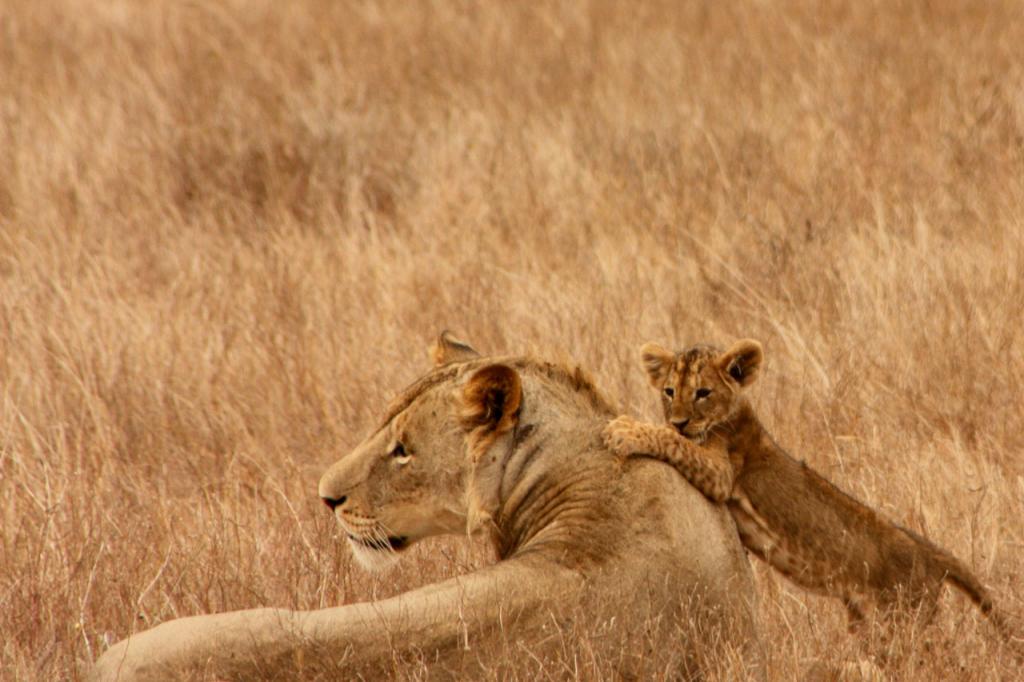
2,0,1023,679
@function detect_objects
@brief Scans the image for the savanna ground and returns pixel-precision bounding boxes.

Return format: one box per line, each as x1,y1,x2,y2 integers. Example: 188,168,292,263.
2,1,1023,679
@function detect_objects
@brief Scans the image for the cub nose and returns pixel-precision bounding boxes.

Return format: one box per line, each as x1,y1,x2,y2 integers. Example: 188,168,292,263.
672,419,690,433
322,495,347,511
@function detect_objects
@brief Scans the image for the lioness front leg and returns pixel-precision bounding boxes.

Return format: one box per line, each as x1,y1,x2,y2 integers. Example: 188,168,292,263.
603,416,734,503
91,560,582,681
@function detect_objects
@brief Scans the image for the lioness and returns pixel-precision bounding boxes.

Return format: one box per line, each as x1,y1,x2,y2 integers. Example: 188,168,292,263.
91,334,757,680
603,339,1010,636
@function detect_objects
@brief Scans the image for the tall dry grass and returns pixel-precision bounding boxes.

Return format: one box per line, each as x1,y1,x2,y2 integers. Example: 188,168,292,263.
1,0,1023,679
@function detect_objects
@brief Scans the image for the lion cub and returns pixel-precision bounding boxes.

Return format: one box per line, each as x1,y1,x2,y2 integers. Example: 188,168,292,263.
604,339,1005,632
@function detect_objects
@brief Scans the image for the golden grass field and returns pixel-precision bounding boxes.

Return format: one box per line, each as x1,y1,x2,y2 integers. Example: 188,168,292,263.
2,0,1023,679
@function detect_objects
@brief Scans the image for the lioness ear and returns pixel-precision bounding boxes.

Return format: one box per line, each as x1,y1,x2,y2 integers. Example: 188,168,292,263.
639,342,675,388
460,364,522,436
717,339,764,387
460,364,522,539
429,330,480,366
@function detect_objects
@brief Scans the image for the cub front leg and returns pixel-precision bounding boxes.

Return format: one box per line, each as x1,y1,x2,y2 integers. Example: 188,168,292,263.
603,416,734,503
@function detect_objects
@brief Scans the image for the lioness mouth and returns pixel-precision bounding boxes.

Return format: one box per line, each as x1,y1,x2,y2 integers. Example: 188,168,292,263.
348,534,408,551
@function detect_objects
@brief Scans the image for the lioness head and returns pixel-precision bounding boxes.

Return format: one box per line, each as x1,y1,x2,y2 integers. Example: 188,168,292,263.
318,332,522,570
639,339,763,440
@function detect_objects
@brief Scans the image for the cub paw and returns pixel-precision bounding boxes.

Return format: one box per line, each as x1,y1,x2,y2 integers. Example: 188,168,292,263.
602,415,646,459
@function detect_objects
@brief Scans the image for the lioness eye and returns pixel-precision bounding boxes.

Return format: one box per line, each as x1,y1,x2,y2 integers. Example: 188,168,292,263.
663,387,675,398
391,442,407,458
695,388,712,399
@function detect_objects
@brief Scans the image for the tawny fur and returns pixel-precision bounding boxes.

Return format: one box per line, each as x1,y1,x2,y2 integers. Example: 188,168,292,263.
604,339,1013,639
91,335,758,681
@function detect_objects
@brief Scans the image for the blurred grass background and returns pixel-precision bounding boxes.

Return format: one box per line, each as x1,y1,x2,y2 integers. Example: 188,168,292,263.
1,1,1022,678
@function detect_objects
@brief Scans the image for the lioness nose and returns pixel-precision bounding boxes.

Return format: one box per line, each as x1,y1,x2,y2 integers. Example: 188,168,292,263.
322,495,347,511
672,419,690,431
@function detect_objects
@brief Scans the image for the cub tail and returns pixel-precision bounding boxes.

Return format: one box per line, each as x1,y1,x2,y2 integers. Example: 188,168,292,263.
914,532,1021,651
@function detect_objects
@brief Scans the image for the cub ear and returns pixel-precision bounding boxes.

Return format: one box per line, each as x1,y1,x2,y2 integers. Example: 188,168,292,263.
639,342,676,388
460,364,522,436
429,330,480,366
717,339,764,387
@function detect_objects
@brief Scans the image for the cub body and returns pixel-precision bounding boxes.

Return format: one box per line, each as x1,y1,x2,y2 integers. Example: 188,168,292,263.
604,339,1003,630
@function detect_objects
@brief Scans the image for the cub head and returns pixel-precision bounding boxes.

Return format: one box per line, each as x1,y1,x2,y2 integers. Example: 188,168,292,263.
639,338,763,440
318,332,522,570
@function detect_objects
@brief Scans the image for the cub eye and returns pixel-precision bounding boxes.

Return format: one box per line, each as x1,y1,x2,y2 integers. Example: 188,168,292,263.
663,387,675,398
695,388,712,400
